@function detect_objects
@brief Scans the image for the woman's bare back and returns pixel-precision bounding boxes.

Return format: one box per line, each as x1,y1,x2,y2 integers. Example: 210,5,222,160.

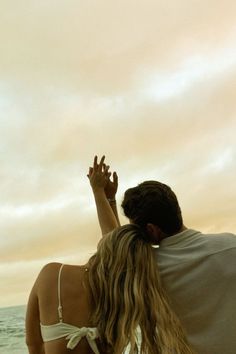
35,262,104,354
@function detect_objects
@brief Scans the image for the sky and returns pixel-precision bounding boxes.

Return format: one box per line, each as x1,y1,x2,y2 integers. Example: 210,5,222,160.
0,0,236,307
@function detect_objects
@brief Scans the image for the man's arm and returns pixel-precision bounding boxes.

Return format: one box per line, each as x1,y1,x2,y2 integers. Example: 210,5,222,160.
108,199,120,226
88,156,119,235
104,168,120,226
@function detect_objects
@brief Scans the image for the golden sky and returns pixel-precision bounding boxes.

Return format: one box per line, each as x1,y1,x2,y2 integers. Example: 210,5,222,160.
0,0,236,307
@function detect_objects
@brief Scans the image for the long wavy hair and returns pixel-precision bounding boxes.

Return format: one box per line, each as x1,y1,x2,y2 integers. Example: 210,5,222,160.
88,224,196,354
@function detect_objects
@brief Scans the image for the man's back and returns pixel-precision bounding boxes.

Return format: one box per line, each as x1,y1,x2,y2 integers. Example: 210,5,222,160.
156,229,236,354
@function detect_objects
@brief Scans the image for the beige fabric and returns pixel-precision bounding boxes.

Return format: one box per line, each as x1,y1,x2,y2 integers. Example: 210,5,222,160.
40,323,99,353
156,229,236,354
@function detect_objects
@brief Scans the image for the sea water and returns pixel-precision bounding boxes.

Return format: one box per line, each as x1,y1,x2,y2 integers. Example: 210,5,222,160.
0,305,27,354
0,305,141,354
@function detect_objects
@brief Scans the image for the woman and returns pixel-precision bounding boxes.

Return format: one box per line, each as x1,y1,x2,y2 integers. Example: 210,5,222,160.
26,156,196,354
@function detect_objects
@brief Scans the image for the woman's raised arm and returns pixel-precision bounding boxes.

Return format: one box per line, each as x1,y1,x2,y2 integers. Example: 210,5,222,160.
88,155,119,235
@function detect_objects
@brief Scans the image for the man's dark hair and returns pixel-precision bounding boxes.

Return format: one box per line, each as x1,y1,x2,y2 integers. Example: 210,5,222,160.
121,181,183,236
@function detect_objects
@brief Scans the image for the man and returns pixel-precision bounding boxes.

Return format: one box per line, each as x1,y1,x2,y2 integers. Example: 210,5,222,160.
121,180,236,354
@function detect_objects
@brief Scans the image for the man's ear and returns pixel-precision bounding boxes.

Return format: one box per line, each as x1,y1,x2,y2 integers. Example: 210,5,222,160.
146,223,162,244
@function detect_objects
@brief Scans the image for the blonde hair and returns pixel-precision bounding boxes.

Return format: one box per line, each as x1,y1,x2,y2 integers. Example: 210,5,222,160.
88,224,196,354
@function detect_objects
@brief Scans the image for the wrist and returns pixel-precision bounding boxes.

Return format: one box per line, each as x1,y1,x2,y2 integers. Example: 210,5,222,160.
92,187,106,196
107,198,116,203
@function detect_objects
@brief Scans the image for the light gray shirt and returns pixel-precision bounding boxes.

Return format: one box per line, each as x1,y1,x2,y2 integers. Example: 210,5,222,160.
156,228,236,354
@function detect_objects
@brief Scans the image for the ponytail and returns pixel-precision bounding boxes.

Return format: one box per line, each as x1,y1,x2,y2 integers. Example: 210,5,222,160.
88,225,196,354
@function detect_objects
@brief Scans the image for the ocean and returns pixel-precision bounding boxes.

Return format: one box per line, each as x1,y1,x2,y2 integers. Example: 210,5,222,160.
0,305,27,354
0,305,141,354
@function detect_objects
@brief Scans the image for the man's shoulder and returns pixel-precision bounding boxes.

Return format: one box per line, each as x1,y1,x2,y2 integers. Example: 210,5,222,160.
156,229,236,272
202,230,236,237
157,229,236,260
197,230,236,256
201,230,236,244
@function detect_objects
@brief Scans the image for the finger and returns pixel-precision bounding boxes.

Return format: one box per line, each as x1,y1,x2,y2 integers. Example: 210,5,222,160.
113,171,118,183
98,155,105,171
93,155,98,170
103,164,110,175
103,163,110,172
87,167,92,179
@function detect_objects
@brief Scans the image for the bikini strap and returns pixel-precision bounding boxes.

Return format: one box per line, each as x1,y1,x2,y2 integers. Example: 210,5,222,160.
57,264,64,322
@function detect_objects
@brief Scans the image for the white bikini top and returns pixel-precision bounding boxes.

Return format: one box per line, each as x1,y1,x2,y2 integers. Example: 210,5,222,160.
40,264,100,353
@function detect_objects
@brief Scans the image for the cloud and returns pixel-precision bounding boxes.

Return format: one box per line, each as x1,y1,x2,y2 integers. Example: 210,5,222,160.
0,0,236,93
0,0,236,306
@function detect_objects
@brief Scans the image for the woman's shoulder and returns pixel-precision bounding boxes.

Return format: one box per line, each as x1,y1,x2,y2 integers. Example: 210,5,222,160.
39,262,62,275
38,262,87,278
33,262,62,287
35,262,89,287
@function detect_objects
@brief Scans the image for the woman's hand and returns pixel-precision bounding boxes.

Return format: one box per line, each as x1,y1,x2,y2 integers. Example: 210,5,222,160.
88,155,108,192
88,156,118,199
87,155,119,234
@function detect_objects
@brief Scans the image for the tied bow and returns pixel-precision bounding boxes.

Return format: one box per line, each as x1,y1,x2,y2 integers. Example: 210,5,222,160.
66,327,100,354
